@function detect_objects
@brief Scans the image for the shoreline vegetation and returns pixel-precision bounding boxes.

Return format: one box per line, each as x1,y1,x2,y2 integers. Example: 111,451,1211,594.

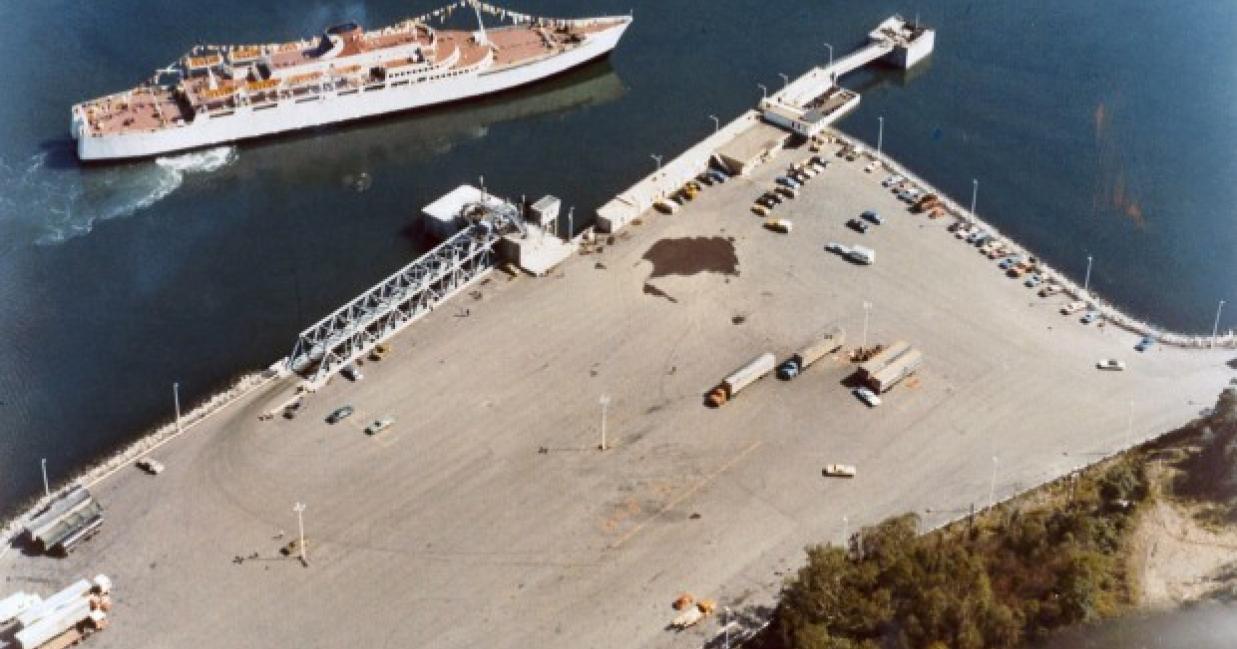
757,387,1237,649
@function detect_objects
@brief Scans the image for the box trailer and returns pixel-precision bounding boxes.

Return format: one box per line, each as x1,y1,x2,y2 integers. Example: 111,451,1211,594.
778,327,846,379
0,592,42,627
707,353,776,407
15,597,91,649
864,348,923,393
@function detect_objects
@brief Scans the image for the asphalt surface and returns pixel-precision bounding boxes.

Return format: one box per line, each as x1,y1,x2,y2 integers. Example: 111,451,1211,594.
3,138,1232,649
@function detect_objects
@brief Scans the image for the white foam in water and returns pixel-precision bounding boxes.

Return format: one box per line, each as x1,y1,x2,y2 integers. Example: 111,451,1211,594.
0,146,238,249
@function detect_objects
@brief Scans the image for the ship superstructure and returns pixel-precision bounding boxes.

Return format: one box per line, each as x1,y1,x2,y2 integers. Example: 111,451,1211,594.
70,1,631,161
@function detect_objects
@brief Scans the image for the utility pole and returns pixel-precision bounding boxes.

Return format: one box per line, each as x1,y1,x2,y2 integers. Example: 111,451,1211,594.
1212,299,1226,347
969,178,978,222
861,301,873,352
599,395,611,451
293,502,307,565
41,458,49,497
173,382,182,433
988,456,999,509
877,116,884,157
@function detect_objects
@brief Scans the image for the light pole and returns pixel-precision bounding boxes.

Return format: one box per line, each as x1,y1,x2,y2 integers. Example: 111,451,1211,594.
173,382,182,433
988,456,999,509
650,154,662,173
778,72,789,89
877,116,884,157
1212,299,1226,347
723,606,732,649
599,395,611,451
293,502,307,564
969,178,978,220
40,458,49,497
566,207,574,242
709,114,720,133
757,83,768,100
861,301,873,352
823,42,833,70
1083,255,1094,294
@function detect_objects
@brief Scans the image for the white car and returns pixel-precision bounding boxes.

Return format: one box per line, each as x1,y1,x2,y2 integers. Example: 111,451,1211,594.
1060,300,1087,315
365,417,395,435
341,365,364,381
136,458,165,475
825,241,850,255
823,464,858,478
854,387,882,407
882,174,904,188
1096,359,1127,371
864,161,880,173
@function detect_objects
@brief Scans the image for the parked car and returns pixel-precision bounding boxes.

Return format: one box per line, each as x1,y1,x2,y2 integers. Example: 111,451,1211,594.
708,169,729,183
810,161,828,173
998,256,1022,270
751,204,771,217
136,458,165,475
775,176,800,189
1060,300,1087,315
966,230,987,244
326,405,355,424
762,191,783,205
1024,274,1043,288
847,218,870,234
1080,309,1101,324
853,387,882,407
1039,283,1063,297
860,210,883,225
1135,335,1156,352
365,417,395,435
825,241,849,254
823,464,858,478
696,172,714,186
756,195,777,208
283,398,304,419
341,365,363,381
1096,359,1126,371
863,161,880,173
882,174,905,188
775,185,798,199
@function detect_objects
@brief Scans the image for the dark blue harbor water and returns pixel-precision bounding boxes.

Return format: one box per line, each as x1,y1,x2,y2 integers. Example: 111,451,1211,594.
1,0,1234,539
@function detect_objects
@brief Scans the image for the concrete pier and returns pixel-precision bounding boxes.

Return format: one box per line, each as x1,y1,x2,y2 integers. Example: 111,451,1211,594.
2,15,1233,649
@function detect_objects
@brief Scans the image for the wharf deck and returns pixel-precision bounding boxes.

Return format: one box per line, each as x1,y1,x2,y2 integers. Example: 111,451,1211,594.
2,142,1231,649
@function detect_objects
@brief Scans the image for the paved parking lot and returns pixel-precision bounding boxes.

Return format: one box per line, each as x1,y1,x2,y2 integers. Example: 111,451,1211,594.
3,136,1232,649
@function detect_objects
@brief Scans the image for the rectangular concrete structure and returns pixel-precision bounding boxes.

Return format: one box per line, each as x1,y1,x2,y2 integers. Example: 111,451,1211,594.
2,139,1232,649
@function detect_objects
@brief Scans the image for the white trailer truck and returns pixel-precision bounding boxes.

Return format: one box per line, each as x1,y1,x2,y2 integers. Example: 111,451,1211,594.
707,352,776,407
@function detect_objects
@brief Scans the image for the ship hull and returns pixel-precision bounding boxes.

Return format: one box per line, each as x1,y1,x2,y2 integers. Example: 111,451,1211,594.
75,19,629,161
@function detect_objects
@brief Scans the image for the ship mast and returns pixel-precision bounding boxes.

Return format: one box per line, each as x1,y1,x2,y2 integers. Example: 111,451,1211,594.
471,0,489,45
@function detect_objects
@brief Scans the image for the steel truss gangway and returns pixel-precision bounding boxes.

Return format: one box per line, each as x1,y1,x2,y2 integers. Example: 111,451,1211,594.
287,210,519,386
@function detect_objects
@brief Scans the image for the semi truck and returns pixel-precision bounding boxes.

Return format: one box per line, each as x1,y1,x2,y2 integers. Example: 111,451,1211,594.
777,328,846,380
706,353,776,407
857,341,923,393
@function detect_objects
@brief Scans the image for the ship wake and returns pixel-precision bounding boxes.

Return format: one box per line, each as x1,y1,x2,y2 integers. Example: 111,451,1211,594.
0,146,238,251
